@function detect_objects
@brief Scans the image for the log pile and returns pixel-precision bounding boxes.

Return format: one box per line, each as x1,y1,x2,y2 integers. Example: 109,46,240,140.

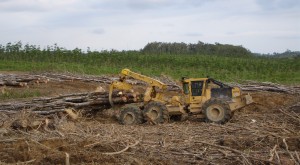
40,73,115,84
1,73,299,94
0,91,142,114
0,73,181,91
41,73,182,91
0,74,49,87
230,81,300,94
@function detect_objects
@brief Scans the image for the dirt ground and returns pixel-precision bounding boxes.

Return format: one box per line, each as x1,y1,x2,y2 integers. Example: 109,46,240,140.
0,72,299,165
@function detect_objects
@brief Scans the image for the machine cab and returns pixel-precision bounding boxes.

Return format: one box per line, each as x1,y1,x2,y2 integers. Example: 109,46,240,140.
182,77,209,104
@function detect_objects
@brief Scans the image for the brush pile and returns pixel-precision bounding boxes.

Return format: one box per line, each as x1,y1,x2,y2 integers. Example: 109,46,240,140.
0,97,299,164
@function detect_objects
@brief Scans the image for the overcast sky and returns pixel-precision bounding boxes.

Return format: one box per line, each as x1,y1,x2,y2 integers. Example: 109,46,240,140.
0,0,299,53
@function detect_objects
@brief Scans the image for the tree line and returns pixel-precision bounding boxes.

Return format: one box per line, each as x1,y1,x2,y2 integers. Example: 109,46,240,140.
1,41,299,59
142,41,253,57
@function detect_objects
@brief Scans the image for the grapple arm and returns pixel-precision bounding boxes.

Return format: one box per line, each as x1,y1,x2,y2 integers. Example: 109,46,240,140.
109,81,132,106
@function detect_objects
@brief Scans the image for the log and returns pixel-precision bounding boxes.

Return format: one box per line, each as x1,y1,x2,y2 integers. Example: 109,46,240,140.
64,96,88,103
0,74,48,87
0,80,27,87
230,81,299,94
0,73,181,90
0,91,142,114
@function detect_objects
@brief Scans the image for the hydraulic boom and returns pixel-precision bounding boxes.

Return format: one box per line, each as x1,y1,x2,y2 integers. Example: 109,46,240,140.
109,69,167,106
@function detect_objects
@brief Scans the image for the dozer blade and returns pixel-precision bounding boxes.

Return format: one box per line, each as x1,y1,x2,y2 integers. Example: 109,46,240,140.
245,93,253,105
228,93,253,112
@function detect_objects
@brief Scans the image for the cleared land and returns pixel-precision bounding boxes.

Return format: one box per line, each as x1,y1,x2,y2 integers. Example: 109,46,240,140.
0,72,299,165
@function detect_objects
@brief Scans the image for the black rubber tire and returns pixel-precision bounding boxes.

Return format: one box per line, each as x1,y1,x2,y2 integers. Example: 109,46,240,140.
170,113,188,121
143,101,169,124
170,115,183,121
202,99,231,124
119,106,143,125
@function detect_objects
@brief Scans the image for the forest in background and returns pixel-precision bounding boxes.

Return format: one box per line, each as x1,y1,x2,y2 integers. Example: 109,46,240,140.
0,41,299,84
142,41,300,58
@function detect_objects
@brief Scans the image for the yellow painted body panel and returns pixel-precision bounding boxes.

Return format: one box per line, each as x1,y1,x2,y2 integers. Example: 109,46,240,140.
109,69,253,118
166,105,185,115
121,69,167,90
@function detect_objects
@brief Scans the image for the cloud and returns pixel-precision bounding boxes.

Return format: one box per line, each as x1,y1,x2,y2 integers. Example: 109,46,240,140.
0,0,81,12
0,0,299,53
126,0,173,10
255,0,300,10
185,33,203,37
92,28,105,35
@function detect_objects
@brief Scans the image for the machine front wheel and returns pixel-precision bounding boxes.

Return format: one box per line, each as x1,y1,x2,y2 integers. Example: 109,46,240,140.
143,101,169,124
202,99,231,124
119,106,143,125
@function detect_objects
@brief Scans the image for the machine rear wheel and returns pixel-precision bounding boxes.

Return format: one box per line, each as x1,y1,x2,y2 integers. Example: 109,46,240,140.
119,106,143,125
143,101,169,124
202,99,231,124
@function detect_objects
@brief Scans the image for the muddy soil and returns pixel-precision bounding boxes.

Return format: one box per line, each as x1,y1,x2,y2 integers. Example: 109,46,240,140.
0,72,299,165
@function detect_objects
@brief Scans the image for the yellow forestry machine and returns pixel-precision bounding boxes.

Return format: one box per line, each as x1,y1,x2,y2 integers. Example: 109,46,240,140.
109,69,253,125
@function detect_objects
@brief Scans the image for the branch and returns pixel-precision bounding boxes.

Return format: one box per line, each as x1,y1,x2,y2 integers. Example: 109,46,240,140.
283,138,299,165
278,108,300,123
196,140,279,165
102,140,140,155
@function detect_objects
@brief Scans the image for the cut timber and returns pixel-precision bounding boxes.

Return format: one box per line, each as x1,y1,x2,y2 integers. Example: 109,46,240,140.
0,91,142,114
0,73,180,90
0,81,27,87
0,74,49,87
230,81,300,94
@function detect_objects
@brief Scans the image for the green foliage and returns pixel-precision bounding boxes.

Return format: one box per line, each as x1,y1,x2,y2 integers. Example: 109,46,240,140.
0,41,299,84
262,49,300,59
142,41,252,57
0,88,41,100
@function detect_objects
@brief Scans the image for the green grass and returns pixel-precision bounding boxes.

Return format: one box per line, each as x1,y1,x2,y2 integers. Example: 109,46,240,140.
0,43,299,84
0,88,41,100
